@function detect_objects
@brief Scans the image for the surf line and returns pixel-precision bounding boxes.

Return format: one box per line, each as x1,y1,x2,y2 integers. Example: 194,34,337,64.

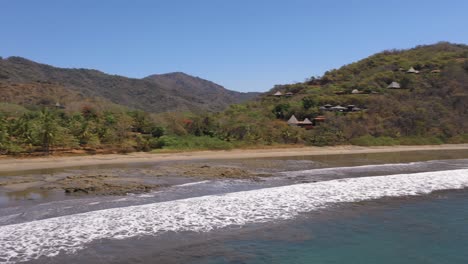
1,169,468,263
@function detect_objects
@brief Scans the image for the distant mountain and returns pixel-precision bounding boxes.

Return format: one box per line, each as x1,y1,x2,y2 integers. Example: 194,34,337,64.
0,57,259,113
144,72,259,111
0,81,126,114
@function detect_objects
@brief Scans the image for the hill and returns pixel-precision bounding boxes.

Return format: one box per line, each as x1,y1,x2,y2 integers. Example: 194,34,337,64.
0,57,258,113
207,42,468,146
1,42,468,155
0,81,127,114
144,72,259,111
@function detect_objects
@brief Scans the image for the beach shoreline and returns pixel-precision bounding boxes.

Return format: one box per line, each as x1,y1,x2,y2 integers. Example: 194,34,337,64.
1,144,468,173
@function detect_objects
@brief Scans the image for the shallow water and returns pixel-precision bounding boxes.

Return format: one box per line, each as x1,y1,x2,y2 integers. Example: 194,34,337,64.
1,150,468,263
194,190,468,264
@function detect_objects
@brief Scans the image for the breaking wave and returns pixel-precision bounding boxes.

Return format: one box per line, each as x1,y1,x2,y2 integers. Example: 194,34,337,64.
282,161,430,177
174,180,211,187
1,169,468,263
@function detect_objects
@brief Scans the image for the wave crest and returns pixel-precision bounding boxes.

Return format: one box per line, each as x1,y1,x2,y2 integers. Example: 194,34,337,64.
1,169,468,263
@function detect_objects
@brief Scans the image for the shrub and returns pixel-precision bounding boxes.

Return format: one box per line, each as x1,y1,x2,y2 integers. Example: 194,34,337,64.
134,134,151,152
447,134,468,144
350,135,398,146
155,135,233,151
397,136,444,145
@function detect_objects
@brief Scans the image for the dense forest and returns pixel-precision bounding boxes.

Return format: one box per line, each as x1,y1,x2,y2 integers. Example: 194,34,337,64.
1,42,468,155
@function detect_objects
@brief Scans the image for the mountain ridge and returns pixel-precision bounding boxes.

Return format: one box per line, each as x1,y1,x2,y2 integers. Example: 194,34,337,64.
0,56,259,113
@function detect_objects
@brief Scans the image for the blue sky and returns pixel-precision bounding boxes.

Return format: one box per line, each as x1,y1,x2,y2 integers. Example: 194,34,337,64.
1,0,467,92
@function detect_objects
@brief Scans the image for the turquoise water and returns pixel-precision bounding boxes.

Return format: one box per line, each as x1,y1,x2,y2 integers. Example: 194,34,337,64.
200,191,468,264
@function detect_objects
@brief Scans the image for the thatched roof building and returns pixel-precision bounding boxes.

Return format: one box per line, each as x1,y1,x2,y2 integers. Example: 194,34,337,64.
407,67,420,74
387,81,401,89
331,105,347,112
287,115,314,129
302,118,312,125
273,91,283,96
287,115,299,125
320,104,334,111
55,102,65,109
313,116,326,126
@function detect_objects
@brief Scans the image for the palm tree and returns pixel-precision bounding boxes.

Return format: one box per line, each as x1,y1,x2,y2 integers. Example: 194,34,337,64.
37,109,59,155
0,115,9,153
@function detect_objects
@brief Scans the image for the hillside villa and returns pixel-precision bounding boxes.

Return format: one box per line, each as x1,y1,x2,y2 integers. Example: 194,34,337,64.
319,104,363,112
387,81,401,89
287,115,313,129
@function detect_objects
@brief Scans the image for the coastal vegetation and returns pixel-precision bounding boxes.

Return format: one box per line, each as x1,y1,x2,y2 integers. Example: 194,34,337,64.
1,42,468,155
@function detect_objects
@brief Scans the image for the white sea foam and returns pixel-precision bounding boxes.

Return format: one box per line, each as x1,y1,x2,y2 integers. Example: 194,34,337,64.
137,194,154,198
174,180,211,187
1,169,468,263
282,162,427,177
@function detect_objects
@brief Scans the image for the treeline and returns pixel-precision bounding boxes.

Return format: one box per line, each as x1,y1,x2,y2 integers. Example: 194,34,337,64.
0,106,166,154
0,101,313,155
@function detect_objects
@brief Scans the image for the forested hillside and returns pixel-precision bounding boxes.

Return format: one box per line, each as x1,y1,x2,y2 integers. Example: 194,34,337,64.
0,57,258,113
144,72,259,111
201,42,468,146
1,42,467,155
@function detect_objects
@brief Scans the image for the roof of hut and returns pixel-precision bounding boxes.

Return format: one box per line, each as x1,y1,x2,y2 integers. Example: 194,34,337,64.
331,105,347,111
351,89,361,94
287,115,299,125
387,81,401,89
273,91,283,96
302,118,313,124
407,67,420,74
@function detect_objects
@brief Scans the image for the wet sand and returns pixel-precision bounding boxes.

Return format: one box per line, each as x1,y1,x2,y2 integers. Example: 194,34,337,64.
0,164,269,197
1,145,468,200
1,144,468,173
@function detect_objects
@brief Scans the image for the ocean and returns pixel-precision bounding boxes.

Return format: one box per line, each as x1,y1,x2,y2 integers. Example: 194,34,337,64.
1,150,468,263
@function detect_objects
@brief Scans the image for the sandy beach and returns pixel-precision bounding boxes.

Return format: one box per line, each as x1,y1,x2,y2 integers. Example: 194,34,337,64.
1,144,468,173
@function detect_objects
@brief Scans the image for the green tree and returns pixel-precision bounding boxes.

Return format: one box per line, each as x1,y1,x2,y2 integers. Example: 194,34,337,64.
302,96,317,110
272,104,290,119
129,110,153,133
0,114,10,153
34,109,60,154
151,126,165,138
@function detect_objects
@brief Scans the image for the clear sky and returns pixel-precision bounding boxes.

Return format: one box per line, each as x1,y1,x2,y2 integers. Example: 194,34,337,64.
1,0,467,92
